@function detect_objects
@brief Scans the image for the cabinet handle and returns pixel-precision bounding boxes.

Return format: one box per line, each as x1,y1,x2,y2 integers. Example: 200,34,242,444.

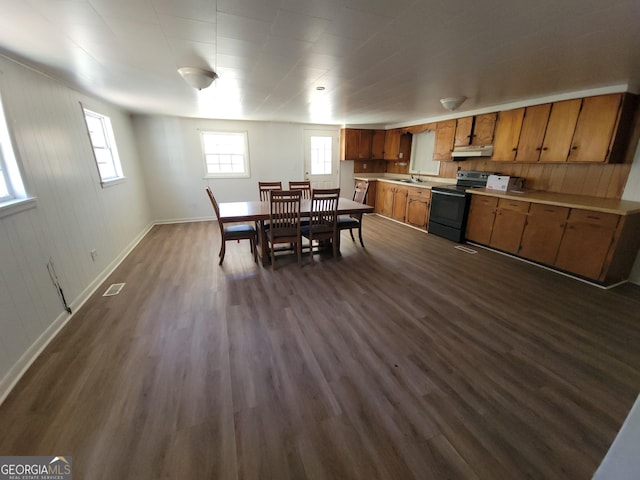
535,147,541,151
542,147,548,151
587,215,601,220
572,146,578,150
512,147,517,151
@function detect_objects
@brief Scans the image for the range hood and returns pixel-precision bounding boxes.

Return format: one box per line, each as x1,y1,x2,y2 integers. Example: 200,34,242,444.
451,145,494,158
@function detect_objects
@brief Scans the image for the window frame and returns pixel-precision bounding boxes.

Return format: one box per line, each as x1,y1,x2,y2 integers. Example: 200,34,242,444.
82,105,124,186
200,130,250,179
0,88,34,217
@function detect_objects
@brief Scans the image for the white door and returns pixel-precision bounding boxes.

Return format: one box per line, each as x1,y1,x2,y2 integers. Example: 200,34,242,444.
304,129,339,189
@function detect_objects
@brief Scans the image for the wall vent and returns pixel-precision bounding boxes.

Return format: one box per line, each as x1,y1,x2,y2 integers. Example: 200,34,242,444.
103,283,126,297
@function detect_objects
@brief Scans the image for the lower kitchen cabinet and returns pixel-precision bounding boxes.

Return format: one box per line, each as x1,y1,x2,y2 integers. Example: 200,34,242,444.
489,199,530,253
376,182,408,222
466,193,640,284
466,195,498,244
518,204,569,265
554,210,619,279
405,187,431,229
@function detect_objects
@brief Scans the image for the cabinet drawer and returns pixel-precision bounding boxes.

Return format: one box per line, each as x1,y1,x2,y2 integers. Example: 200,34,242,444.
568,209,619,228
529,203,570,220
497,198,530,213
407,187,431,198
472,195,498,208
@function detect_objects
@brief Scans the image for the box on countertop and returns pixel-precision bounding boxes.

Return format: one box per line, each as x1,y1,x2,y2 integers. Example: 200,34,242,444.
486,175,525,192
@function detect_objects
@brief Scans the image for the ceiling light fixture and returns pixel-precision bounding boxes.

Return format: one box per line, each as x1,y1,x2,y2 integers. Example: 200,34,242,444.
177,67,218,90
440,96,467,111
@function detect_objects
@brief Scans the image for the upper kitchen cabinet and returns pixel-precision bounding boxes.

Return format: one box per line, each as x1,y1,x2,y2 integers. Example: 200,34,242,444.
340,128,373,161
371,130,386,159
514,103,552,162
433,120,456,161
383,129,402,160
539,99,582,163
567,93,626,163
455,113,497,147
492,108,525,161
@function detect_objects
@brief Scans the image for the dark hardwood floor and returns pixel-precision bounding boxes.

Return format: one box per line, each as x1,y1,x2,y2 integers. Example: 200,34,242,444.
1,214,639,479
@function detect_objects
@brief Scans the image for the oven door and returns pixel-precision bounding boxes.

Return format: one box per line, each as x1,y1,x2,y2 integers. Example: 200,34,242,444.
429,188,469,229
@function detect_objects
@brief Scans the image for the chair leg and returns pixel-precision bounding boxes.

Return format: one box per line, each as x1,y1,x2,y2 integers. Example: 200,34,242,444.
219,240,226,265
358,224,365,247
349,229,356,242
297,239,302,265
270,240,276,270
252,237,257,263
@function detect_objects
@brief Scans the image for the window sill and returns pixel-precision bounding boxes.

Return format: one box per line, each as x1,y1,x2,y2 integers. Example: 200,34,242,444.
101,177,126,188
0,196,37,218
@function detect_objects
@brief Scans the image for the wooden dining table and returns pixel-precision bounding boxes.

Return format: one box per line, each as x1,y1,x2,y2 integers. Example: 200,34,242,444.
217,197,374,266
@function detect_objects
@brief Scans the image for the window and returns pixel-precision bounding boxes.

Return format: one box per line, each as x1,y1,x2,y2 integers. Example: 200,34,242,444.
82,107,123,184
201,131,250,178
0,91,30,213
310,135,332,175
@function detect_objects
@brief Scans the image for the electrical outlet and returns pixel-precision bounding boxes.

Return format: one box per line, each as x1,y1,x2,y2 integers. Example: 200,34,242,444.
363,163,367,169
90,249,98,261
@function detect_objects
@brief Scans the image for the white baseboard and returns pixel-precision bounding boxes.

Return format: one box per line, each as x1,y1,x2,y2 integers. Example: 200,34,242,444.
0,222,155,406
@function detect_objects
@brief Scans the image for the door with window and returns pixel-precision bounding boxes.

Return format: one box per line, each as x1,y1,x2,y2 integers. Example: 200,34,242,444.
304,130,339,189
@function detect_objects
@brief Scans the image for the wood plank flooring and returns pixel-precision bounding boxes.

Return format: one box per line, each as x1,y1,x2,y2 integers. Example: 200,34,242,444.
1,215,639,479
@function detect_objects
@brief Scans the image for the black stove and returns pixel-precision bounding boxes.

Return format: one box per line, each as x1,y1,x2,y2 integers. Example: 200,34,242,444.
428,171,496,242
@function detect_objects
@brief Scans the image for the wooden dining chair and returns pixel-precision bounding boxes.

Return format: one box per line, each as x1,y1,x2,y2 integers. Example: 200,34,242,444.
267,189,302,269
288,180,311,199
301,188,340,263
338,180,369,247
258,181,282,201
206,187,257,265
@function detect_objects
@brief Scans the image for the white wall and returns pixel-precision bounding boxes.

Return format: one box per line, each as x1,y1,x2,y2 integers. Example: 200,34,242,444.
622,141,640,284
0,56,152,402
132,115,341,222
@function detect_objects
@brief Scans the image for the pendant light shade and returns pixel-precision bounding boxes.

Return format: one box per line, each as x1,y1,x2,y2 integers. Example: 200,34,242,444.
178,67,218,90
439,96,467,111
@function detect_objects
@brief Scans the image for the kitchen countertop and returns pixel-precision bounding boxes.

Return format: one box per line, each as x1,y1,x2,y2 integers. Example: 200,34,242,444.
355,176,455,190
469,188,640,215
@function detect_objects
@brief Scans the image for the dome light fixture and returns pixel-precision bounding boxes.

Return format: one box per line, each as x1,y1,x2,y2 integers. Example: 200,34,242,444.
177,67,218,90
440,96,467,111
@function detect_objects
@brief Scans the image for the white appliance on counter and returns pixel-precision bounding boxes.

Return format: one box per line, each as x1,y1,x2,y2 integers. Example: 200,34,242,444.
486,175,524,192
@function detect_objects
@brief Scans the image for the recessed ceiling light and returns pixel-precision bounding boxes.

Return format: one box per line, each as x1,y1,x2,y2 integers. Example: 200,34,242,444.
316,86,325,91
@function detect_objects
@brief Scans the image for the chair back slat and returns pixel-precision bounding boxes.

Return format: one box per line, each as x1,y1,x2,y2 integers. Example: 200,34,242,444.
288,181,311,199
309,188,340,232
259,181,283,201
269,189,302,234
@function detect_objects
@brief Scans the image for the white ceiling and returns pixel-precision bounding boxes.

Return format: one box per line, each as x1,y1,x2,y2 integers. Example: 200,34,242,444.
0,0,639,126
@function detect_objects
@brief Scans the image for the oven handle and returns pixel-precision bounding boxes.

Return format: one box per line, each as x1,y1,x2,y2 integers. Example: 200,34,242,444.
432,190,467,198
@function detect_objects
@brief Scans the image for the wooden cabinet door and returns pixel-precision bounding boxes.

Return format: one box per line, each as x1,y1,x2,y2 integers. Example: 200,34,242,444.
568,94,622,163
518,204,569,265
515,104,551,162
489,199,530,253
454,117,473,147
364,180,377,208
433,120,456,161
376,182,395,217
539,99,582,163
555,209,619,279
392,187,408,221
384,129,401,160
471,113,497,145
466,195,498,244
492,108,525,161
406,188,430,229
358,130,373,159
371,130,386,159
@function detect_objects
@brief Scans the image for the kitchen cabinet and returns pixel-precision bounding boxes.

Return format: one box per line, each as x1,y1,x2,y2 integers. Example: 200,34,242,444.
433,120,456,161
405,187,431,229
554,209,619,279
384,129,402,160
539,99,582,163
489,199,530,253
376,181,396,217
455,113,497,147
567,94,622,163
371,130,386,159
340,128,373,160
492,108,525,161
465,195,498,244
392,186,409,221
364,180,377,208
518,204,569,265
514,104,551,162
